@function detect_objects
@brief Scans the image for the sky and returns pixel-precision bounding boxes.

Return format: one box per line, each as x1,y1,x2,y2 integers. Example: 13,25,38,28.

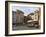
12,6,39,16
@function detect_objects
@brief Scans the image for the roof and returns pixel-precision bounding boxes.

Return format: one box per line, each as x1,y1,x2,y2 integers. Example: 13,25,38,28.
29,13,34,15
16,9,24,14
28,13,34,16
12,11,16,13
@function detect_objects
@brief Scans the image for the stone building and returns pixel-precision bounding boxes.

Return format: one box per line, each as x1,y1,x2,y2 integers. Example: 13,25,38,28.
27,8,41,27
33,11,39,21
28,10,40,22
24,16,32,23
12,9,24,25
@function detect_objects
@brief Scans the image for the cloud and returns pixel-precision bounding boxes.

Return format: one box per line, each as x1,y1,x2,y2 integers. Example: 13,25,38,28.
12,6,39,16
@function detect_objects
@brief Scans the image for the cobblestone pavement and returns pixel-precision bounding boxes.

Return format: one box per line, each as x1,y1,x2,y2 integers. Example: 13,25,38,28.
12,24,40,30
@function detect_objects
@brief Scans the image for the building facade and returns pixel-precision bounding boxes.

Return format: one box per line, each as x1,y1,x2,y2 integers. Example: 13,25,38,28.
12,10,24,24
28,10,40,21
